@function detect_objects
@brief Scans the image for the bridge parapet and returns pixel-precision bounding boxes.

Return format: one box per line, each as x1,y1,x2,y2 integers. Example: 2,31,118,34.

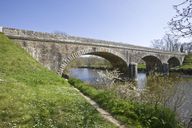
1,27,186,55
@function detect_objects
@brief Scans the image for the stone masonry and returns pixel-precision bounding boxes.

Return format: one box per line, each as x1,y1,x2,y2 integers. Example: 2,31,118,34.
1,27,186,78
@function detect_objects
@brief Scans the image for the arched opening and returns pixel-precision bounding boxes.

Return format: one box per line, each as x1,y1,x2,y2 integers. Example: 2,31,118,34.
141,55,162,75
87,52,128,73
168,57,180,68
63,55,113,82
68,55,112,69
60,50,128,80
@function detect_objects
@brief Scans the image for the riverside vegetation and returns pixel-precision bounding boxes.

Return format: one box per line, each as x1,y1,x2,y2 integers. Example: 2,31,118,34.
0,33,117,127
69,73,185,128
172,53,192,75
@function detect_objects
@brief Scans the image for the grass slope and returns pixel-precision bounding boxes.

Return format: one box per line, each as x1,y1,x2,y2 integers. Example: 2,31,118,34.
180,53,192,69
0,33,116,128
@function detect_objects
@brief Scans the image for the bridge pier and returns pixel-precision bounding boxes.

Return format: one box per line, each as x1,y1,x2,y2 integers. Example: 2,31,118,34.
162,63,169,75
145,62,157,75
146,63,152,75
145,62,169,75
128,62,138,80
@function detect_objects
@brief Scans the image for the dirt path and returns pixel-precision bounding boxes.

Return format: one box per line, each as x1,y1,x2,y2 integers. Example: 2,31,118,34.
73,87,126,128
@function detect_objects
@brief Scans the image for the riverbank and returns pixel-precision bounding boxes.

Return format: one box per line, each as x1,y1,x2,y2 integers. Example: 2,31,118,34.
138,64,146,72
170,53,192,75
0,33,116,127
69,77,182,128
78,64,146,72
78,66,113,70
170,68,192,75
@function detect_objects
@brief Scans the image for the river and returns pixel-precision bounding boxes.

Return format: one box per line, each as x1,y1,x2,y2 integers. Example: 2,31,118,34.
69,68,192,125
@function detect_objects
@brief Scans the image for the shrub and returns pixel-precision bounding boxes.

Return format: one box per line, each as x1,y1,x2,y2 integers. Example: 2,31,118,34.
69,78,181,128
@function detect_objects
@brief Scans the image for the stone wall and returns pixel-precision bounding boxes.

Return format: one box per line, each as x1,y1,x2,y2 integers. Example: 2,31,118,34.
12,38,128,74
2,27,186,54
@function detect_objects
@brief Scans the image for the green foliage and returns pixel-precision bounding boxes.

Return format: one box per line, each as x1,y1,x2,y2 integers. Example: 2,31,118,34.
133,103,177,128
177,54,192,73
69,78,140,127
0,33,116,128
65,56,112,70
138,64,146,71
167,54,192,75
183,53,192,65
69,77,181,128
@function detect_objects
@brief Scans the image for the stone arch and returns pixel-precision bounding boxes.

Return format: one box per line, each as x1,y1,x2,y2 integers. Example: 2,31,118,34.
135,53,162,64
141,55,163,74
168,57,181,68
59,48,128,75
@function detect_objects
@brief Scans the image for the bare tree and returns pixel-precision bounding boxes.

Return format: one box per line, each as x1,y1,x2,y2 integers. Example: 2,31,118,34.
169,0,192,37
151,34,181,52
181,42,192,53
97,69,123,88
151,39,166,50
163,34,181,52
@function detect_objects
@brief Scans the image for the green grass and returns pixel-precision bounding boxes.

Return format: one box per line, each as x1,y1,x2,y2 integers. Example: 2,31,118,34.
69,78,180,128
180,53,192,69
171,54,192,74
0,33,116,128
138,64,146,71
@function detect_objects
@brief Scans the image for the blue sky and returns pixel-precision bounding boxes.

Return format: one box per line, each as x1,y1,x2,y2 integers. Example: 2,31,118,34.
0,0,183,47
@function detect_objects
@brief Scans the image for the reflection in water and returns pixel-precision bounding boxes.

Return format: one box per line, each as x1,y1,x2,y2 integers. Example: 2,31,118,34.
70,68,147,88
69,68,192,124
69,68,105,85
136,73,147,89
177,81,192,123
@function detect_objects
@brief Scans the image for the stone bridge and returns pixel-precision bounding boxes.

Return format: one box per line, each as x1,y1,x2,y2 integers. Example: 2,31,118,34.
0,27,186,79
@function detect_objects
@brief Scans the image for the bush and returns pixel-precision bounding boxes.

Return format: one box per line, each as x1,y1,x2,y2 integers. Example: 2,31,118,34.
133,103,178,128
69,78,180,128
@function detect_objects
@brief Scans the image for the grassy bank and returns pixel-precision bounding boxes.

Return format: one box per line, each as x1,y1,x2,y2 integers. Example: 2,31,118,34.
179,53,192,72
0,33,116,128
69,78,181,128
170,54,192,74
138,64,146,72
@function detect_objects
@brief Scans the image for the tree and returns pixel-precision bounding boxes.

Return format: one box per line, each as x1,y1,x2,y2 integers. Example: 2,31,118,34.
97,69,122,88
181,42,192,53
151,39,166,50
163,34,181,52
151,34,181,52
169,0,192,37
